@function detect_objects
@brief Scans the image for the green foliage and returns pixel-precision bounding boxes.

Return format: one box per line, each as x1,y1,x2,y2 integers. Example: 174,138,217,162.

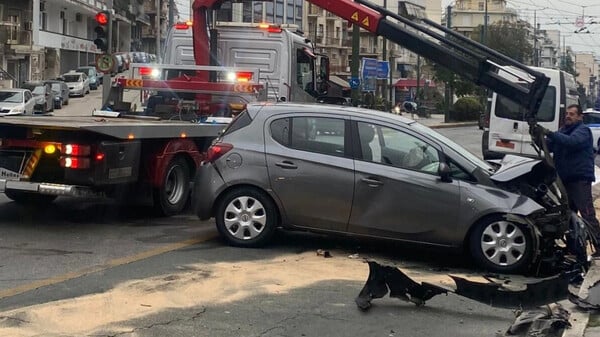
472,21,533,63
560,54,578,78
452,97,483,121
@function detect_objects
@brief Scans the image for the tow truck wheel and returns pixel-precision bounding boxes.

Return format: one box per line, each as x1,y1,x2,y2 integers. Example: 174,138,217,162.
215,187,278,247
5,190,57,205
469,215,534,273
153,156,190,216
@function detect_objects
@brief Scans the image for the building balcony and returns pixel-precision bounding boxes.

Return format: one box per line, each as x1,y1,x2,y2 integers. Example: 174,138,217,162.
307,6,322,16
359,47,379,56
326,12,338,20
0,26,32,46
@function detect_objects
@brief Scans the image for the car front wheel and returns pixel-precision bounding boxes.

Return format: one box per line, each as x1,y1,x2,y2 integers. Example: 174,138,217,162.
469,215,534,274
215,188,277,247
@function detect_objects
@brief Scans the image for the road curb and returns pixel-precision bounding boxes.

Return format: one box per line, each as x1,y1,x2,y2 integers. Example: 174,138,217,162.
562,260,600,337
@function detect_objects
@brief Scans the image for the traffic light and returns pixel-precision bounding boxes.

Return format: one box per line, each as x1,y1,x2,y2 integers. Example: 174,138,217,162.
93,11,110,53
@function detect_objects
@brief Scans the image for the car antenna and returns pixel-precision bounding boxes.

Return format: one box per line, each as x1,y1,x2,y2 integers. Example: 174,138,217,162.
265,75,280,103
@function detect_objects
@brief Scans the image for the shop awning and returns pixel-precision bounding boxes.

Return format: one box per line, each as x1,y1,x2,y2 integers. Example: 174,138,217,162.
394,79,436,89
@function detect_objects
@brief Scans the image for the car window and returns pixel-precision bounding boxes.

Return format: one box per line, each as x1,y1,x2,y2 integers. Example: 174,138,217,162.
25,91,32,101
63,75,81,82
51,83,61,91
357,122,440,174
270,117,346,157
494,86,556,122
32,86,45,94
584,113,600,125
0,91,23,103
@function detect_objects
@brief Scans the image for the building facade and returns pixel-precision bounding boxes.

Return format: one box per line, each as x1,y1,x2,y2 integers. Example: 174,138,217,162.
450,0,517,38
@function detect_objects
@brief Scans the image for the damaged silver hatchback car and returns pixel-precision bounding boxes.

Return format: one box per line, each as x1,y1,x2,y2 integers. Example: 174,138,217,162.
194,103,570,274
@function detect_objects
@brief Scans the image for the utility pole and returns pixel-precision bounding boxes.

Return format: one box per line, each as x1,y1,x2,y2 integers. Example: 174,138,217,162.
533,10,538,67
168,0,174,28
102,0,113,108
155,0,161,62
381,0,387,103
351,23,360,106
445,5,451,122
483,0,488,43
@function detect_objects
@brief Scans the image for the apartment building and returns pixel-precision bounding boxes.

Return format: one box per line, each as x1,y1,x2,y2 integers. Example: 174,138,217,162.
0,0,147,88
538,30,560,69
450,0,517,38
575,52,599,99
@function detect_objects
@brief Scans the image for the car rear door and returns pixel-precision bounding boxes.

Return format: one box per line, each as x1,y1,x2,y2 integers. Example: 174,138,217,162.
264,114,354,232
24,91,34,113
347,120,461,245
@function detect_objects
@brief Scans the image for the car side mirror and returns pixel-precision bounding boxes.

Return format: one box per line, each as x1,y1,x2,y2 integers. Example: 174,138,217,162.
438,162,452,183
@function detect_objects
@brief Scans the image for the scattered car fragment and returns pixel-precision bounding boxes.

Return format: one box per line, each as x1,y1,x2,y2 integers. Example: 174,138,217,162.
355,260,573,311
497,304,570,337
568,280,600,311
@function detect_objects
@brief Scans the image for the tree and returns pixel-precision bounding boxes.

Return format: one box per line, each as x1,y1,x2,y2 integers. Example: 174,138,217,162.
560,54,578,78
471,21,533,64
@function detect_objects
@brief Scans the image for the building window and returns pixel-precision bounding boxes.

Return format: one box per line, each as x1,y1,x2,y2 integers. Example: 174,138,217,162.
253,2,263,23
478,2,484,10
275,0,284,24
317,24,323,37
40,12,47,30
286,3,294,23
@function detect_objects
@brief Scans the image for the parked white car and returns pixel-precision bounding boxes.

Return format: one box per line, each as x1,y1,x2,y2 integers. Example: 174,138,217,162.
0,89,36,115
583,109,600,152
63,72,90,97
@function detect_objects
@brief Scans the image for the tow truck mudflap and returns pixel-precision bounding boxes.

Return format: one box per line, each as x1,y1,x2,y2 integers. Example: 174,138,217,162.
0,179,101,197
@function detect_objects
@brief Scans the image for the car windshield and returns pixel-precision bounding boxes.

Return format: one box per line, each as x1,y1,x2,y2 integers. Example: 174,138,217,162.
63,75,81,82
51,83,62,92
583,113,600,125
0,91,22,103
78,68,93,76
31,86,45,94
412,123,495,173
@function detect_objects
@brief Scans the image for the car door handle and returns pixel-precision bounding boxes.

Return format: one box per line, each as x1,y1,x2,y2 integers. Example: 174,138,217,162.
361,177,383,187
275,161,297,169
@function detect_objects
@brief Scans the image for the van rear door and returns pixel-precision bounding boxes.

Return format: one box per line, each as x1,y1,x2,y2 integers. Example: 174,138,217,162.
488,85,557,157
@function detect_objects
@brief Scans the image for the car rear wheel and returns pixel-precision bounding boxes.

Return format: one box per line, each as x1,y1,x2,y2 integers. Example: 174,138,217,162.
5,190,57,205
215,188,277,247
469,215,534,273
153,156,190,216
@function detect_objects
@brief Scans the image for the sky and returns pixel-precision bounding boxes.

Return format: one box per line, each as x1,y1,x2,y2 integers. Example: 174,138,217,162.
442,0,600,57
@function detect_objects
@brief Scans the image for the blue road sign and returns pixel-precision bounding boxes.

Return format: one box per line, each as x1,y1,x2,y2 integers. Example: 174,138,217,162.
377,61,389,79
349,77,360,89
361,58,378,92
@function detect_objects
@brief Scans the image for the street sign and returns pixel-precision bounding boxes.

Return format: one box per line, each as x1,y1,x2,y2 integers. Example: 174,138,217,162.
95,54,114,73
349,77,360,89
360,58,378,92
376,61,389,79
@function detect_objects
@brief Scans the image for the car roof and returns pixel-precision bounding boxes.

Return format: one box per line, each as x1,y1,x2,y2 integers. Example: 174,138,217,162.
0,88,28,92
22,81,46,86
246,102,416,125
63,72,85,76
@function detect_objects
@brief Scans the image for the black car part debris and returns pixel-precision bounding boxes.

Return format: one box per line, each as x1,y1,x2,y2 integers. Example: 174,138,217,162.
496,304,571,337
355,260,448,310
356,260,572,311
568,279,600,310
450,274,570,309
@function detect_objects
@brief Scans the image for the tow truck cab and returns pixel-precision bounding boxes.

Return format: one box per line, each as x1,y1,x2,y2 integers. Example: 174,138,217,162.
162,21,327,103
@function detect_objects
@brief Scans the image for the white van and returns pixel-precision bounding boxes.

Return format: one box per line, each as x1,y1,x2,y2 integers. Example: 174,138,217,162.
483,67,579,159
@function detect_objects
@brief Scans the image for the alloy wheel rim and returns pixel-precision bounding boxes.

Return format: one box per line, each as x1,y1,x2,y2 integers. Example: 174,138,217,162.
224,196,267,240
480,220,527,267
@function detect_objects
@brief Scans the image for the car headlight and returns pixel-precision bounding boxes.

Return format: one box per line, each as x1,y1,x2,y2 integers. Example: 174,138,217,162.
10,106,24,113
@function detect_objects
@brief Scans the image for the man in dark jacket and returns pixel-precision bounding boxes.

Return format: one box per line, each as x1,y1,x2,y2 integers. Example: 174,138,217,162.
543,104,600,251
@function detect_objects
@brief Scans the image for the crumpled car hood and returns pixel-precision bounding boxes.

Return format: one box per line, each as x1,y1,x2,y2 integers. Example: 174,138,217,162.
490,154,543,182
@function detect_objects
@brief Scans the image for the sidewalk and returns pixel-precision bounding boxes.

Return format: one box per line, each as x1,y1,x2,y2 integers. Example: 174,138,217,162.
401,112,479,129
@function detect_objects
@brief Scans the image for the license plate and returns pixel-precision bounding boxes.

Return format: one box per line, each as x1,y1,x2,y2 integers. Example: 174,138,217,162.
0,151,27,180
495,140,515,149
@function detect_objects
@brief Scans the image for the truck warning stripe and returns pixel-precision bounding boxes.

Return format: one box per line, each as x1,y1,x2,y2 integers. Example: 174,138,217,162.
125,79,143,87
22,149,42,179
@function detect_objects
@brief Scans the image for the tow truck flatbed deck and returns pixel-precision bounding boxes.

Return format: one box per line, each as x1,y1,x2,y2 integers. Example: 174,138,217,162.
0,115,226,139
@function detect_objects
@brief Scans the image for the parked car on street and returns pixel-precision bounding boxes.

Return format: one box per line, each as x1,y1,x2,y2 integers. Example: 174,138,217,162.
76,66,100,90
62,72,90,97
194,103,574,274
583,109,600,152
0,88,36,115
45,80,70,109
21,81,55,113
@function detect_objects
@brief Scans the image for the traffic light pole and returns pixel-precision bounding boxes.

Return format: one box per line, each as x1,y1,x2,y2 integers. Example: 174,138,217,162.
102,1,114,109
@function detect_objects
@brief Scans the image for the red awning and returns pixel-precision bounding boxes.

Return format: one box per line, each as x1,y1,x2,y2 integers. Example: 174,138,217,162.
393,79,436,89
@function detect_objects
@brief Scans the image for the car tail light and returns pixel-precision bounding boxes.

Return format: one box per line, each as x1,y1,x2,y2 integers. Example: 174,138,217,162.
139,67,152,76
63,144,91,156
206,143,233,163
235,72,253,82
59,157,90,169
174,21,192,29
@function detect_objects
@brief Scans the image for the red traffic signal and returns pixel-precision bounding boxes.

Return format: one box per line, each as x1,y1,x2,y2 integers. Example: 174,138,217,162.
95,11,109,25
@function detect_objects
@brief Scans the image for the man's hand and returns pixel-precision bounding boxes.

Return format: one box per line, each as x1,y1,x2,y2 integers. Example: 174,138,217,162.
532,124,551,136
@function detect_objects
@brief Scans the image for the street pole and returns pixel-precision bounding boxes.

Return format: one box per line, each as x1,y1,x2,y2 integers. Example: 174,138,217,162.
445,5,451,122
351,24,360,106
415,55,420,117
102,0,114,108
483,0,487,44
533,10,537,66
156,0,161,62
168,0,174,28
381,0,387,104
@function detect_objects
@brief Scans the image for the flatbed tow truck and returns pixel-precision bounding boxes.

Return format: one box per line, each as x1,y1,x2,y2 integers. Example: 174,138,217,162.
0,64,264,216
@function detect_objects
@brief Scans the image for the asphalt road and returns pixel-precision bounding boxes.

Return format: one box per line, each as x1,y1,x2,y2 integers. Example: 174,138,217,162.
0,95,514,336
